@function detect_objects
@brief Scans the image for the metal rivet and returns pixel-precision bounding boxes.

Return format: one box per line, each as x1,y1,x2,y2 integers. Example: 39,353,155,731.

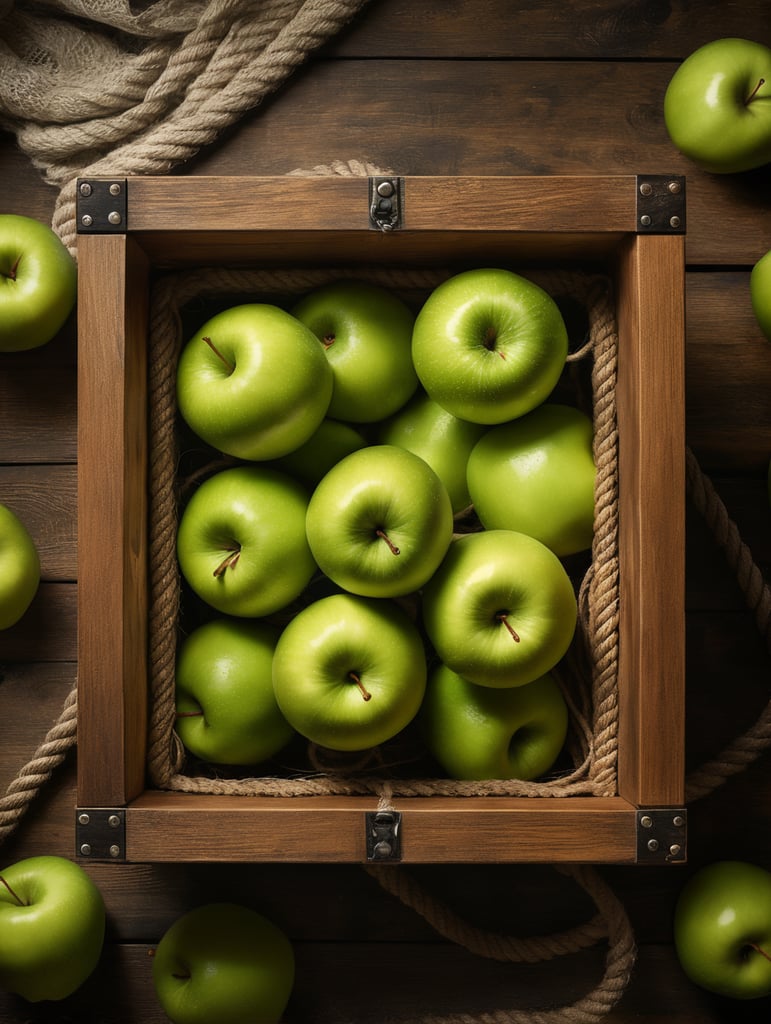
78,812,90,826
672,815,684,828
373,841,392,859
376,180,394,197
79,182,92,197
108,814,121,828
670,215,681,228
107,211,122,225
639,182,653,196
640,815,653,828
640,214,652,227
668,180,681,194
109,183,121,196
80,843,92,856
647,838,659,852
109,845,121,858
669,844,682,857
81,214,93,227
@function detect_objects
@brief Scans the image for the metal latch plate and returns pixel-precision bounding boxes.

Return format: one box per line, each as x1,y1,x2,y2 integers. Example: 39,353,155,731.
76,808,126,861
366,810,402,861
636,808,687,863
636,174,685,233
369,176,402,231
76,179,128,233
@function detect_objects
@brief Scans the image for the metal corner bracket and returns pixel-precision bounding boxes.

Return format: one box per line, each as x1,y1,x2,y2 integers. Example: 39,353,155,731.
636,808,687,864
76,178,128,234
369,176,403,231
76,808,126,862
366,810,402,861
635,174,686,234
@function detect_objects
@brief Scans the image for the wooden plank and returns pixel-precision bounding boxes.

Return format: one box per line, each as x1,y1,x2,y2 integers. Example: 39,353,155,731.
76,234,149,808
0,582,76,661
187,60,770,265
0,465,76,579
330,0,771,59
615,234,686,806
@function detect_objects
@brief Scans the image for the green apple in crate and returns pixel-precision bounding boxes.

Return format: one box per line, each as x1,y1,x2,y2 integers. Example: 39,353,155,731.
270,417,367,489
0,855,105,1002
750,247,771,342
411,268,569,424
674,860,771,999
0,502,40,630
175,618,295,766
421,529,577,689
305,444,454,598
664,38,771,173
152,902,295,1024
176,303,333,460
421,664,569,781
176,466,316,618
466,403,596,557
377,390,487,513
290,279,418,422
0,213,77,352
272,593,426,751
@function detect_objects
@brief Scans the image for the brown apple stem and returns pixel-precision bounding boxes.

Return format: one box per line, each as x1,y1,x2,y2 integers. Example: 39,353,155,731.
212,546,241,577
482,326,506,360
749,942,771,963
746,78,766,104
2,255,20,282
322,333,336,349
496,612,521,643
202,335,235,373
0,875,24,906
375,529,400,556
349,671,372,701
175,711,204,718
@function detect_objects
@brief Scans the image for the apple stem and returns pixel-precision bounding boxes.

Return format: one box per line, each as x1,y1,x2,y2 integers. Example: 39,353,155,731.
2,255,20,281
322,333,336,349
375,529,400,556
202,335,235,373
349,671,372,701
496,612,521,643
482,326,506,360
746,78,766,104
212,546,241,577
175,711,204,718
0,875,24,906
749,942,771,963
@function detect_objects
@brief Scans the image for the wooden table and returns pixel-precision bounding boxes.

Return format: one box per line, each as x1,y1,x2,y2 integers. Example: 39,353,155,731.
1,3,770,1021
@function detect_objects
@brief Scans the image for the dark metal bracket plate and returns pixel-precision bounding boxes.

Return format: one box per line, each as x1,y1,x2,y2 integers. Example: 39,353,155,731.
76,178,128,234
636,174,686,234
369,176,403,231
76,808,126,861
366,810,402,861
636,808,687,864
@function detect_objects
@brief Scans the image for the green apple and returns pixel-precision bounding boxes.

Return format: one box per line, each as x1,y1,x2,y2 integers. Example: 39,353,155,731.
411,268,569,424
290,279,418,422
270,417,367,489
674,860,771,999
0,502,40,630
176,466,316,618
176,303,333,460
420,529,577,689
750,247,771,342
152,902,295,1024
377,390,487,513
0,855,105,1002
466,403,596,556
272,592,427,751
0,213,77,352
305,444,454,598
175,617,295,766
664,38,771,174
420,664,569,781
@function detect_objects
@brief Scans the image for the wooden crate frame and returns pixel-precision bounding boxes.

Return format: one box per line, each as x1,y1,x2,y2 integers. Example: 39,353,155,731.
75,175,686,865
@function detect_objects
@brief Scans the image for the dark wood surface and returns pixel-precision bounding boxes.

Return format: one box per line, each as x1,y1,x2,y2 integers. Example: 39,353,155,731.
2,2,771,1021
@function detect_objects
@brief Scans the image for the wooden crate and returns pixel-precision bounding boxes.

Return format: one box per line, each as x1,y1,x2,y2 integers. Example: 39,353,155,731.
74,175,686,865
